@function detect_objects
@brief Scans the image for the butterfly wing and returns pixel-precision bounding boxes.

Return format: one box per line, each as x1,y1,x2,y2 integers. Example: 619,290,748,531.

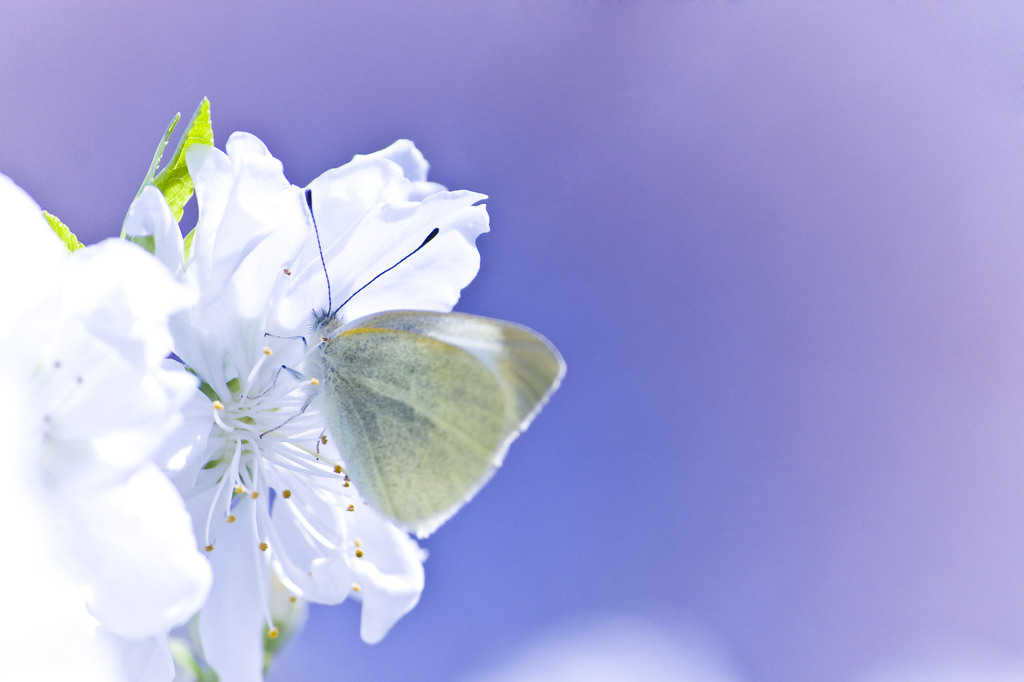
320,310,565,538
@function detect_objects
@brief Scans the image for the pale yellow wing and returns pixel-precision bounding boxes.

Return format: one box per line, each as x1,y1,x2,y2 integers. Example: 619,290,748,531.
320,310,565,537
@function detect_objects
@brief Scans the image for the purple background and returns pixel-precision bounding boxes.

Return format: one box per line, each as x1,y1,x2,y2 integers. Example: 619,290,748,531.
5,2,1024,680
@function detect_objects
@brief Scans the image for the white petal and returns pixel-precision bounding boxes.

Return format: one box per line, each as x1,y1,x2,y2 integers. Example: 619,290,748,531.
123,186,186,276
53,239,195,376
264,472,424,642
186,133,300,297
0,364,125,681
357,139,431,183
184,142,233,281
61,464,211,638
356,140,447,201
268,479,352,602
155,376,215,491
176,137,310,387
350,515,425,643
102,634,175,682
199,503,268,682
0,174,67,336
225,130,275,159
302,504,425,643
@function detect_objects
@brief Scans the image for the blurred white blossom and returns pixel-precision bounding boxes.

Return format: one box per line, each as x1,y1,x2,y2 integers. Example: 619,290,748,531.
460,616,744,682
0,175,211,681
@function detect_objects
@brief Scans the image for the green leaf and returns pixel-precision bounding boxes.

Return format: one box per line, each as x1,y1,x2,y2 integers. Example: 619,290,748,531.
142,114,181,199
43,211,84,252
121,112,180,242
154,98,213,221
183,226,196,261
122,98,213,250
169,637,220,682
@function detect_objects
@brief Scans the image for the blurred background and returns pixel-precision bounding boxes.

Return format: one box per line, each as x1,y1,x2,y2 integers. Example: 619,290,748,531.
5,2,1024,680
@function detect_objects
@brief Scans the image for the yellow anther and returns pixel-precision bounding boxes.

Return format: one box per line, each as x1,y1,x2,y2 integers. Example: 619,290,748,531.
343,481,350,488
282,489,292,499
355,549,364,558
347,504,355,512
212,400,224,410
234,485,245,494
268,627,279,639
354,538,362,547
352,583,362,592
227,515,236,523
251,491,259,499
334,465,343,474
263,347,272,356
289,596,297,603
259,542,269,552
320,435,328,444
205,544,214,552
311,377,320,386
283,268,292,276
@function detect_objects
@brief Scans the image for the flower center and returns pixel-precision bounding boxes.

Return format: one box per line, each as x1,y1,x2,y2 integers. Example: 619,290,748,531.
197,345,351,634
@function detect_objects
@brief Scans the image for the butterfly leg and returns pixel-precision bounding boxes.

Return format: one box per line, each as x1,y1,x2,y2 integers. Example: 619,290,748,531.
259,391,317,439
264,331,308,352
248,364,306,400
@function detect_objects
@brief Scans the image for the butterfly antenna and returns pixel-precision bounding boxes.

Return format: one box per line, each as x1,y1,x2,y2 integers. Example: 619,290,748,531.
331,227,440,318
305,189,332,313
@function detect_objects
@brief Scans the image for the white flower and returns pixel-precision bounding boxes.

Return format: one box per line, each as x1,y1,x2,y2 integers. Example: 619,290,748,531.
125,133,488,681
0,176,212,681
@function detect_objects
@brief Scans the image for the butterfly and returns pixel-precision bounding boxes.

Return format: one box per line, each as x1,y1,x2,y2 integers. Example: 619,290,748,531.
305,190,564,538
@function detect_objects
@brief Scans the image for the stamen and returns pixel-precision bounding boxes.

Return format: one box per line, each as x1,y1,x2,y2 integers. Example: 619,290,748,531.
310,378,320,386
263,347,273,356
204,439,243,547
268,627,280,639
247,438,266,493
244,349,274,392
248,525,276,639
352,583,361,592
205,544,214,552
223,442,245,523
282,490,292,499
355,549,364,558
347,505,355,512
211,402,233,431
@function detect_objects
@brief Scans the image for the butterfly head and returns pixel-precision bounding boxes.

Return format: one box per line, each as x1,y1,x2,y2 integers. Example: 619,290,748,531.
310,307,342,343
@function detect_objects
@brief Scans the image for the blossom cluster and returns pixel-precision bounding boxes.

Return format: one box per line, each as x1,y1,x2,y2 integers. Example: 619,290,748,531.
3,101,561,681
